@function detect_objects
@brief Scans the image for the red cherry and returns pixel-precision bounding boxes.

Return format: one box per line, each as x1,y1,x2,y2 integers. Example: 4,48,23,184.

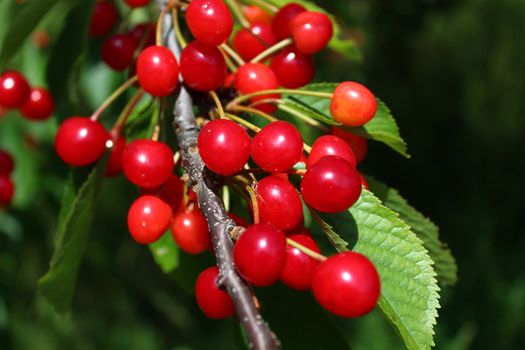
137,45,180,97
89,0,118,37
121,139,174,188
330,82,377,127
228,212,250,227
128,22,156,48
307,135,357,168
171,209,212,254
233,223,287,286
280,234,321,291
54,117,108,166
197,119,251,176
105,135,127,177
358,172,369,190
142,174,184,211
331,127,368,163
233,23,277,61
0,150,14,176
0,71,30,108
101,33,137,71
19,87,54,121
312,251,380,317
290,11,333,54
0,175,14,206
234,63,279,113
243,5,273,24
272,3,306,40
180,41,226,91
256,176,303,231
251,121,303,172
127,195,172,244
270,47,315,88
195,266,235,319
300,155,362,213
186,0,233,46
124,0,150,8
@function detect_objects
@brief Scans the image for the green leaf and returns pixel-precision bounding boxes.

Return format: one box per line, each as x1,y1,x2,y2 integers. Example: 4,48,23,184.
367,178,458,286
283,83,409,157
316,190,440,350
38,158,107,313
124,97,157,140
149,232,180,273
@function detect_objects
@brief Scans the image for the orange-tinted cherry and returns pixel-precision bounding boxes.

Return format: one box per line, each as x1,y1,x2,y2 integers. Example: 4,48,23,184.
233,23,277,61
89,0,118,37
195,266,235,319
280,234,321,291
330,82,377,127
171,209,212,254
243,5,273,24
234,63,279,113
186,0,233,46
20,87,54,121
270,47,315,88
0,71,30,108
180,41,226,91
307,135,357,168
127,195,172,244
101,33,137,71
290,11,333,54
272,3,306,40
137,45,180,97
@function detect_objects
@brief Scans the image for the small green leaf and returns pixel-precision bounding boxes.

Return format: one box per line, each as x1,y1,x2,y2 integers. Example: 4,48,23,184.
278,98,340,126
367,178,458,286
149,232,180,274
124,97,158,140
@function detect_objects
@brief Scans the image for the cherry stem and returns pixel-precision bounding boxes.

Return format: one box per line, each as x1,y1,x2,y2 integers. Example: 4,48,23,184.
229,104,277,122
224,0,250,28
228,88,333,107
245,184,259,224
156,0,179,46
286,238,327,262
171,7,187,48
90,75,138,122
112,89,145,135
209,91,226,119
224,112,261,133
251,38,293,63
220,43,246,66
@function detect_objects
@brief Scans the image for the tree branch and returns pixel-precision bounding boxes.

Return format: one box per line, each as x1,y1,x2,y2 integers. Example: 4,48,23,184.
155,2,280,349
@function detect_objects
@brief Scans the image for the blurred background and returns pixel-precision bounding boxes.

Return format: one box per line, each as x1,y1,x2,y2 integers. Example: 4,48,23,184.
1,0,525,349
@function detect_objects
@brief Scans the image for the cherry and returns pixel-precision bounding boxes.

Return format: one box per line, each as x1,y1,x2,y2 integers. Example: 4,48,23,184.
137,45,180,97
256,175,303,231
280,234,321,291
228,212,250,227
19,87,54,121
186,0,233,47
272,3,306,40
300,155,362,213
89,0,118,37
312,251,380,317
0,71,30,108
54,117,108,166
234,63,279,113
171,209,212,254
0,150,14,176
101,33,137,71
233,223,287,286
0,175,15,206
331,127,368,163
121,139,174,188
358,172,369,190
142,174,184,211
180,41,226,91
243,5,273,24
251,121,303,172
197,119,251,176
105,135,127,177
290,11,333,54
195,266,235,319
307,135,357,169
124,0,150,8
270,47,315,88
127,195,172,244
330,82,377,127
233,23,277,61
128,22,156,48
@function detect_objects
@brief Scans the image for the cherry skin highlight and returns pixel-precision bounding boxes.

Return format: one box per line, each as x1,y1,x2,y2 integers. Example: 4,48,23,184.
0,176,15,206
137,45,180,96
180,41,226,91
272,3,306,40
186,0,234,46
0,71,30,108
251,121,303,172
89,0,118,37
0,150,14,176
330,82,377,127
171,209,212,254
290,11,333,54
20,87,54,121
270,47,315,88
233,23,277,61
280,234,321,291
234,63,280,113
127,195,172,244
233,223,287,287
124,0,150,8
300,155,362,213
195,266,235,319
121,139,174,188
331,127,368,163
307,135,357,168
54,117,108,167
197,119,251,176
105,135,127,177
312,251,380,317
101,34,137,71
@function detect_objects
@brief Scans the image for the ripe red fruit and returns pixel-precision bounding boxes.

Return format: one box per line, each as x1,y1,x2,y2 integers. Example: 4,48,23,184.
0,71,30,108
20,87,54,121
331,127,368,163
251,121,303,172
256,176,303,231
228,212,250,227
0,150,14,176
290,11,333,54
186,0,233,46
330,82,377,127
195,266,235,319
197,119,251,176
300,155,362,213
243,5,273,24
358,172,369,190
234,63,279,113
280,234,321,291
142,174,184,211
101,34,137,71
272,3,306,40
105,135,127,177
0,175,14,206
54,117,108,166
233,23,277,61
89,0,118,37
129,22,156,48
233,223,287,286
171,209,212,254
312,251,380,317
124,0,150,8
180,41,226,91
127,195,172,244
270,47,315,88
307,135,357,168
137,45,180,96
